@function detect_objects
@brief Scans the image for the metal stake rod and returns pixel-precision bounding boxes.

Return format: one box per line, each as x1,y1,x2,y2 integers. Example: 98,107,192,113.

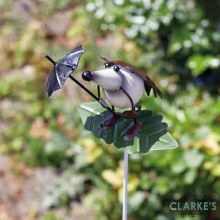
123,149,128,220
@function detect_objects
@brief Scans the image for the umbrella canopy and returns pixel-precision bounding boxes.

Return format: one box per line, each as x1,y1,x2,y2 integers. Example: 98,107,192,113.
45,45,85,96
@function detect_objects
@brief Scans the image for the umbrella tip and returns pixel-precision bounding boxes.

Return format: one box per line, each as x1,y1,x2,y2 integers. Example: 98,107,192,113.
47,91,52,97
46,88,52,97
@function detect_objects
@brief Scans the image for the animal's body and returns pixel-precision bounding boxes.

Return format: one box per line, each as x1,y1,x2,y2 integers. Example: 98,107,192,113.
100,57,163,99
92,66,145,109
82,57,163,139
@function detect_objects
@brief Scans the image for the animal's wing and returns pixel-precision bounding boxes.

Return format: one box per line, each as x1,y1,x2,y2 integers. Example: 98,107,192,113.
127,66,163,98
144,75,163,99
59,45,86,69
114,61,163,98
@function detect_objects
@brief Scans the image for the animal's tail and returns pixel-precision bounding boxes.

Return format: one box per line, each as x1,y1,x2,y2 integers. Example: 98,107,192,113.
145,76,163,99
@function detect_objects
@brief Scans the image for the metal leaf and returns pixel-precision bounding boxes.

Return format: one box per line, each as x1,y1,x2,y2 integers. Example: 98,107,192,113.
78,102,178,153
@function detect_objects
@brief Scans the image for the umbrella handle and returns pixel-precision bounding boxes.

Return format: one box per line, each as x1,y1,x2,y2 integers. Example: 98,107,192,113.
68,75,115,114
45,55,56,65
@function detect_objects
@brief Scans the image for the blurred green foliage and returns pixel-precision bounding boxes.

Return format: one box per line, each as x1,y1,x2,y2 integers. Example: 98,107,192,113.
0,0,220,219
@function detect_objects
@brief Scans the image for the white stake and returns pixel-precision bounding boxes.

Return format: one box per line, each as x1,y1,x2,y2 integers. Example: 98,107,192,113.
123,149,128,220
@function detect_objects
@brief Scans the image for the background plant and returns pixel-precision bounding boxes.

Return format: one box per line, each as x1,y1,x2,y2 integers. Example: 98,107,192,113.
0,0,219,219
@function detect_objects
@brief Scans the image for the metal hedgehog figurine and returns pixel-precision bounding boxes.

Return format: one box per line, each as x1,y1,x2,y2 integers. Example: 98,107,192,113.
82,57,163,139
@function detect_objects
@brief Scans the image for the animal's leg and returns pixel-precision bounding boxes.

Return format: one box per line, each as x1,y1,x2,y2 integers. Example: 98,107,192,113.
96,85,109,110
120,87,142,140
120,87,136,119
98,104,120,129
120,87,135,111
97,85,115,113
135,104,141,111
97,85,100,98
100,105,120,129
95,85,120,128
100,113,120,129
122,121,142,140
98,89,120,128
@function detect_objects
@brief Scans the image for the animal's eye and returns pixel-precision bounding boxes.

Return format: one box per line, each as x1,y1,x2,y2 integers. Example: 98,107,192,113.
105,63,110,68
113,65,120,72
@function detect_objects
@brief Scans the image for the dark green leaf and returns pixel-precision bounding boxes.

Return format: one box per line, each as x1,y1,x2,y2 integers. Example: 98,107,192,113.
78,102,179,153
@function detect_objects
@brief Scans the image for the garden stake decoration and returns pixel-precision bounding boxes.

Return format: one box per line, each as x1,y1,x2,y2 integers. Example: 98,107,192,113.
82,57,163,140
45,45,178,220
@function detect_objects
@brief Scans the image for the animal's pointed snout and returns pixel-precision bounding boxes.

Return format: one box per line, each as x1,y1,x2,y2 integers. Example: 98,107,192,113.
92,69,123,91
82,70,93,81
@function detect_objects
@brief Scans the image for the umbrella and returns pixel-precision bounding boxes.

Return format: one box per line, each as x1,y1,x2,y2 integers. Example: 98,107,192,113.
45,45,115,114
45,45,85,96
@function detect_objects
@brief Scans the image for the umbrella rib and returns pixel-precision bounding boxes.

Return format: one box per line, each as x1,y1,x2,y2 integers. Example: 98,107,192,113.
55,68,62,87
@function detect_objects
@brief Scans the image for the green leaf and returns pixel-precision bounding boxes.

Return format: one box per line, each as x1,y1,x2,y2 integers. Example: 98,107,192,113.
187,55,220,75
184,169,197,185
149,132,179,152
183,149,204,168
78,102,179,154
168,30,192,55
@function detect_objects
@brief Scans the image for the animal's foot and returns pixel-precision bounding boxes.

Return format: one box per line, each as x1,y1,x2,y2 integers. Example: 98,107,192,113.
100,113,120,129
122,122,142,140
122,110,137,119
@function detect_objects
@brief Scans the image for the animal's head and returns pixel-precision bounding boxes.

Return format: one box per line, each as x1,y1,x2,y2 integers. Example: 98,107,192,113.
100,57,114,68
101,57,121,72
82,66,122,91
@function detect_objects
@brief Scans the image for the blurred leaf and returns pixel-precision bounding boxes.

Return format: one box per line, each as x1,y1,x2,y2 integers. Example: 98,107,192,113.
102,169,122,188
45,132,72,154
183,149,204,169
128,175,139,193
129,191,146,211
184,169,197,185
211,163,220,177
168,31,192,55
1,0,220,219
171,158,186,174
43,212,62,220
187,55,220,75
155,177,170,195
43,167,86,208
